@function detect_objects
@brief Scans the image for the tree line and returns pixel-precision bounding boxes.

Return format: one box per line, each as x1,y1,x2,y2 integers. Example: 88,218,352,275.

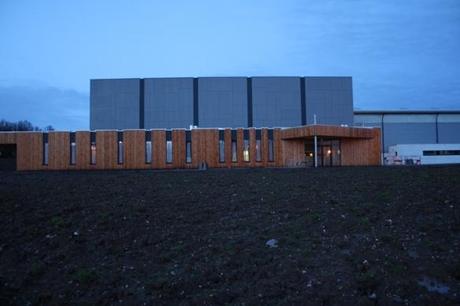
0,119,54,131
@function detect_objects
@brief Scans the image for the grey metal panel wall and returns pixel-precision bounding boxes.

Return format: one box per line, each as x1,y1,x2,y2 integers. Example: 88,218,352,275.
305,77,353,125
353,114,382,127
383,123,437,151
252,77,301,127
144,78,194,129
438,123,460,143
198,77,247,128
90,79,140,130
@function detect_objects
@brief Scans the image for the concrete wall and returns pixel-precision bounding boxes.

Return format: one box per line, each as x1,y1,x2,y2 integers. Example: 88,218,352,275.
144,78,194,129
198,77,247,128
252,77,301,127
305,77,353,125
90,79,140,130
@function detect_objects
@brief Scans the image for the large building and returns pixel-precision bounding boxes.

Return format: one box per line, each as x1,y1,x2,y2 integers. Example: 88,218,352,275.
90,77,354,130
353,110,460,151
1,76,459,171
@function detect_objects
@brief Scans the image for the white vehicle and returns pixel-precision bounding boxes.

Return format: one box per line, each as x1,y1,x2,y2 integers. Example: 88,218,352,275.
385,144,460,165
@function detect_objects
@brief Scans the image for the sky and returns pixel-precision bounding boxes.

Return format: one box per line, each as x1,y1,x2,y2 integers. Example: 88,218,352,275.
1,0,459,130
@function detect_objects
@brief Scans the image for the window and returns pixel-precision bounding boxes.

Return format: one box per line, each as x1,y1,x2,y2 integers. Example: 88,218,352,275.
166,130,172,164
43,133,48,165
117,131,124,165
268,129,274,162
90,132,96,165
243,130,250,162
70,132,76,165
255,129,261,162
145,130,152,164
231,130,237,162
185,130,192,163
219,130,225,163
423,150,460,156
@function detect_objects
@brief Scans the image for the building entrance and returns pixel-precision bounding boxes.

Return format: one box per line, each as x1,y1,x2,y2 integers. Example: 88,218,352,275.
304,139,341,167
0,144,17,171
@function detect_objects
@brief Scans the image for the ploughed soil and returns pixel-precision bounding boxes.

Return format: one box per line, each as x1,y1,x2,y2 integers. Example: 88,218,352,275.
0,166,459,305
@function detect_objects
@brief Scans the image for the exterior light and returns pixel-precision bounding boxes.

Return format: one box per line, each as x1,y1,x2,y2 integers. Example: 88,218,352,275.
327,149,332,155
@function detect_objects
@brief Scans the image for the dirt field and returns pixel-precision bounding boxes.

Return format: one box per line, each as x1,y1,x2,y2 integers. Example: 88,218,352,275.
0,166,459,305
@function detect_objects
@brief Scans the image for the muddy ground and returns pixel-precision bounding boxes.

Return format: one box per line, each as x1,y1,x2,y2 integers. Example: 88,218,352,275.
0,166,459,305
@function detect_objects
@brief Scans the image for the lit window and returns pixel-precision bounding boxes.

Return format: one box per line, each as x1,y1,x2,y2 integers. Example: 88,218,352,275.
118,141,124,164
231,130,237,162
90,132,96,165
70,143,76,165
166,141,172,163
145,131,152,164
186,131,192,163
243,130,250,162
145,141,152,163
219,140,225,163
90,143,96,165
166,130,172,164
117,131,124,165
255,130,261,162
231,141,237,162
70,132,76,165
186,142,191,163
42,133,48,166
243,140,250,162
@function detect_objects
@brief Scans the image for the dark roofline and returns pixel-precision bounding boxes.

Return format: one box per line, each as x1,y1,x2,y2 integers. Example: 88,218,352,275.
90,76,352,81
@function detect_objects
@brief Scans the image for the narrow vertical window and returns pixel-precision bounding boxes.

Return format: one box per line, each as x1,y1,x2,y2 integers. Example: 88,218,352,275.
268,129,274,162
185,130,192,163
231,130,237,162
90,132,96,165
243,129,250,162
166,130,172,164
42,133,48,165
70,132,76,165
218,130,225,163
145,130,152,164
255,129,262,162
117,131,124,164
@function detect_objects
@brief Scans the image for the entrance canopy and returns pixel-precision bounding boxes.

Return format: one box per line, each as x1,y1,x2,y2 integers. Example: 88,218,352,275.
280,125,377,140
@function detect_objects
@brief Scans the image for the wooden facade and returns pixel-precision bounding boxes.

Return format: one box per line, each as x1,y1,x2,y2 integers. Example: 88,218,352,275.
0,125,381,171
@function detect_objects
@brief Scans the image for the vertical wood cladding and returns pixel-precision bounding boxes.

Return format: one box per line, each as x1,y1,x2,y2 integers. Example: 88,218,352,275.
123,130,149,169
75,131,92,170
249,128,257,167
341,129,381,166
224,129,232,168
16,133,43,171
1,126,381,170
0,133,16,144
95,131,120,170
152,130,166,169
49,132,70,170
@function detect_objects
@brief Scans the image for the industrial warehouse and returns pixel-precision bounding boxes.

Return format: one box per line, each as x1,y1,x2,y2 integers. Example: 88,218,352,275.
0,76,459,170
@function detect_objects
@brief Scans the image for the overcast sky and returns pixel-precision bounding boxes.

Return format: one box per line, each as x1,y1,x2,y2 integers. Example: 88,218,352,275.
1,0,459,130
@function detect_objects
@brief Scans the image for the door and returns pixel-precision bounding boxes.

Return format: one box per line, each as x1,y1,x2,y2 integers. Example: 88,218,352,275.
0,144,17,171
